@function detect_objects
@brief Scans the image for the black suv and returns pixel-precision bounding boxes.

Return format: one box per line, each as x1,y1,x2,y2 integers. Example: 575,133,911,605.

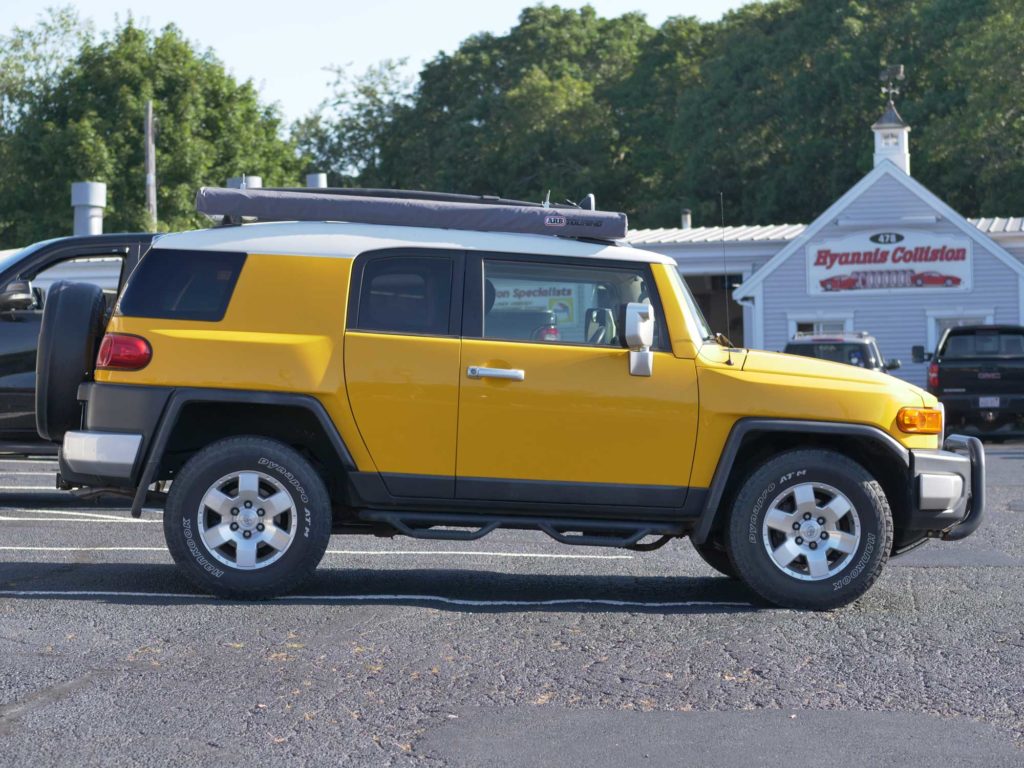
0,233,154,455
783,332,901,373
915,324,1024,439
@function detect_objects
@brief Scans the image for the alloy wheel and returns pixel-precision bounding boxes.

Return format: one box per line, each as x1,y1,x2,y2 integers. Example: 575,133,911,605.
196,470,297,570
761,482,861,581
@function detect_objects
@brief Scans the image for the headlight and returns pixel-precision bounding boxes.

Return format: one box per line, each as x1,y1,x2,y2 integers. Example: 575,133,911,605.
897,406,944,434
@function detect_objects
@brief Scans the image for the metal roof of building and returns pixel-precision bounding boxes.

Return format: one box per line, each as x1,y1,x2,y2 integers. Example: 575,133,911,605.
628,218,1024,245
969,217,1024,234
627,224,807,244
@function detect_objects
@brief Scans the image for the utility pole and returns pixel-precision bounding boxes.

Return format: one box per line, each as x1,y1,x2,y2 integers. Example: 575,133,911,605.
144,99,157,230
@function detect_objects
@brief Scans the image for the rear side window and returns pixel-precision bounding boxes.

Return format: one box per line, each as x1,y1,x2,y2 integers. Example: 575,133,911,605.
118,249,246,322
352,255,454,335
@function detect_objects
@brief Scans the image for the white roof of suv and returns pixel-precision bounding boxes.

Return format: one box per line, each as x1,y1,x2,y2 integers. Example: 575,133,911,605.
152,221,678,265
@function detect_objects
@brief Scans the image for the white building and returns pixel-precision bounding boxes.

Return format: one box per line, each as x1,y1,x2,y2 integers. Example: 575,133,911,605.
628,101,1024,387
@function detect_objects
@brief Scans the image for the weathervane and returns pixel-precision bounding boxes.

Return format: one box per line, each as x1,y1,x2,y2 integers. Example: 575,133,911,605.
880,64,905,104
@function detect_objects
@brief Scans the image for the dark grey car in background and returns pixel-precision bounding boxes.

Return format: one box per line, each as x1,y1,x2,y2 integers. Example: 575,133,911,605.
0,233,154,455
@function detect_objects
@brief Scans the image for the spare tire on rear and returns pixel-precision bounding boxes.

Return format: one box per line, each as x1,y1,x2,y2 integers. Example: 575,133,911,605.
35,281,106,442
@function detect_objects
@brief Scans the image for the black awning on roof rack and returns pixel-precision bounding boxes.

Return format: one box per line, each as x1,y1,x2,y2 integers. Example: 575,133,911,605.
195,187,628,240
262,187,584,209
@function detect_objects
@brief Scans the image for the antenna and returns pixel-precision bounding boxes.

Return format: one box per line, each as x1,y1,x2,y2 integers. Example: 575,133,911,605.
720,192,734,365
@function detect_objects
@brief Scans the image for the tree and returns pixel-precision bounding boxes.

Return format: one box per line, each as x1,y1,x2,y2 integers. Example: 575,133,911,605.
294,60,411,187
917,0,1024,215
328,0,1022,228
0,6,88,135
0,16,301,247
373,5,655,208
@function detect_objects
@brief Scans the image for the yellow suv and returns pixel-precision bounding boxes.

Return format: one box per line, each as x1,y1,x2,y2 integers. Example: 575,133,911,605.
36,188,984,609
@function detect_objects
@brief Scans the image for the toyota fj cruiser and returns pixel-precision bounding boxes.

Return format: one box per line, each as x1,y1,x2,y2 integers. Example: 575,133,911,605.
36,188,984,609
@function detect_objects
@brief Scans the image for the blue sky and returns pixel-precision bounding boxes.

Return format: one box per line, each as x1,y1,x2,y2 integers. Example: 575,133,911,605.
3,1,752,122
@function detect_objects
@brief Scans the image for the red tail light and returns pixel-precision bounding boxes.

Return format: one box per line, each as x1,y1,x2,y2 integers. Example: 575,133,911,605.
97,333,152,371
539,326,560,342
927,362,939,389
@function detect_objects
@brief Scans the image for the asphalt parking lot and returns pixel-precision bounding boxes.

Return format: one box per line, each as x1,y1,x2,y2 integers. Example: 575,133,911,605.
1,450,1023,767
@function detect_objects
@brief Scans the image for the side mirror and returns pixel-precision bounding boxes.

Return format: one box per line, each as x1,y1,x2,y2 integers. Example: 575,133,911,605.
911,345,932,364
624,302,654,377
0,280,35,311
885,358,902,371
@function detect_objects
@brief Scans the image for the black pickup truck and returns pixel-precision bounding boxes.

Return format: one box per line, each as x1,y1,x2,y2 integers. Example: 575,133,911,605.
0,233,154,455
916,324,1024,439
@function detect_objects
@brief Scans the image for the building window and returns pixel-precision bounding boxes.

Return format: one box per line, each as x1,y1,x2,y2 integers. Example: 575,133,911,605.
926,309,995,352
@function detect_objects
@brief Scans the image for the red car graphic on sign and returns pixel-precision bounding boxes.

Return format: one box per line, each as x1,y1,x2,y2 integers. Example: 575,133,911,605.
912,271,961,287
819,274,859,292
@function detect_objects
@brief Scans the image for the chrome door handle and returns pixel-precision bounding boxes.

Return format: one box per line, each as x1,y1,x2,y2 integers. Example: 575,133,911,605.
467,366,525,381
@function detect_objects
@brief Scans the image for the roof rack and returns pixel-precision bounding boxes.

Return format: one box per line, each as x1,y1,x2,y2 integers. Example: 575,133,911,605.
194,187,628,241
792,331,871,340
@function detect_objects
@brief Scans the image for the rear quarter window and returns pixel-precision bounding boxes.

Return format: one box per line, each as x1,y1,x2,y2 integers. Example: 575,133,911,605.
118,249,246,322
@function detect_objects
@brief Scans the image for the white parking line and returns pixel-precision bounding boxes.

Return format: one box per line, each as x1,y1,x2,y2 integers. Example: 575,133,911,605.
0,472,56,477
0,485,60,490
0,546,631,560
0,589,752,609
0,516,160,524
0,509,138,521
329,549,632,559
0,546,167,552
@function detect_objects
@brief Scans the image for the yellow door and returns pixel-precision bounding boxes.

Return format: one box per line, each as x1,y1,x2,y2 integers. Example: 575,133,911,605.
343,250,462,497
455,256,699,507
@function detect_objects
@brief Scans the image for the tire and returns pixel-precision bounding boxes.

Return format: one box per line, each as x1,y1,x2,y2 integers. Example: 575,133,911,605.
726,449,892,610
35,281,106,442
691,539,738,579
163,436,332,599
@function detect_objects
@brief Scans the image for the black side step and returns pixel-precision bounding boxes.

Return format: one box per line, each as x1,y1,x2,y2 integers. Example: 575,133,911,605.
358,510,684,549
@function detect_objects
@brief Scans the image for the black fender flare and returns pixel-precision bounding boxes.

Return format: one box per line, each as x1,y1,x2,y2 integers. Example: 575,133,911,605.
130,388,357,516
690,418,910,545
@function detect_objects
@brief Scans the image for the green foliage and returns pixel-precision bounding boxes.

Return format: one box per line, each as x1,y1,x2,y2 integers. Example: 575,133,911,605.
3,1,1021,244
373,5,655,207
0,11,301,247
294,59,411,187
310,1,1024,227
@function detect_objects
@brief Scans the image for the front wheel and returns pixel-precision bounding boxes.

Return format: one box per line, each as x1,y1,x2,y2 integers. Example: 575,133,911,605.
726,449,892,610
164,436,332,599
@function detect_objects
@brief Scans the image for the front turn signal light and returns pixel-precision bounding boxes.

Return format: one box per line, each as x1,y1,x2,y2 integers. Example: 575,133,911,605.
897,407,943,434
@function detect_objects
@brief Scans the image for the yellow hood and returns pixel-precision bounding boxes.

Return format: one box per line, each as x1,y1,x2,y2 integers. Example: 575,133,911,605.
741,349,932,406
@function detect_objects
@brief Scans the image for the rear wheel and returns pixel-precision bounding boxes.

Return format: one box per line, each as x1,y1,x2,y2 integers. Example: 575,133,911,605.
163,436,332,599
726,449,892,610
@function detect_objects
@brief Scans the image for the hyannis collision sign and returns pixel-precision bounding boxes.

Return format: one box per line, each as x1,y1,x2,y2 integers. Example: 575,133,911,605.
807,230,972,295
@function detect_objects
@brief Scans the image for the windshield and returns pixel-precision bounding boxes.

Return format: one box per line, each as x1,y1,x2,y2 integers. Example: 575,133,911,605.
665,267,714,342
940,330,1024,359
